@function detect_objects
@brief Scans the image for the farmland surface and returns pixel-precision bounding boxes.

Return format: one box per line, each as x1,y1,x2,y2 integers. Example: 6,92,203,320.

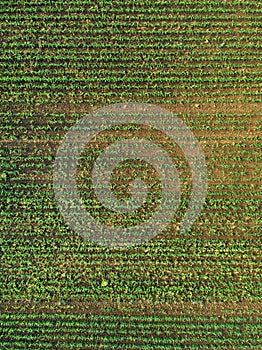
0,0,261,348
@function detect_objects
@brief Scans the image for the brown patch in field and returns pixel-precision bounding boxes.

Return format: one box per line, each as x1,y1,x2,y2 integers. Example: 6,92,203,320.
1,300,262,316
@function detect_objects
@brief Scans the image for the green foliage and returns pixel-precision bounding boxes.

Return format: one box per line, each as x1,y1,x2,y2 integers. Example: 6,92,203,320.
0,0,261,347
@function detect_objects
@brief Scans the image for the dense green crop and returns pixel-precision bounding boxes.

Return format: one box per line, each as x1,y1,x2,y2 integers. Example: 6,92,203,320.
0,0,261,348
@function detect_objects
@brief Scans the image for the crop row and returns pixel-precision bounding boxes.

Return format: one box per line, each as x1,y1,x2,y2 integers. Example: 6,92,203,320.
1,66,260,79
2,22,261,33
2,312,261,322
1,157,259,173
1,69,261,81
2,186,260,206
0,0,260,7
2,50,261,63
3,321,260,335
1,181,257,190
2,83,260,93
0,64,260,77
0,339,259,349
1,24,261,37
3,39,262,50
3,12,260,21
2,29,261,40
2,247,261,269
1,328,261,342
1,92,260,106
0,110,256,121
1,319,261,330
2,73,261,82
1,288,261,304
1,5,261,15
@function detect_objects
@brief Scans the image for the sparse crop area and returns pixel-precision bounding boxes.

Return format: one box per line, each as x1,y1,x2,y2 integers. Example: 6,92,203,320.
0,0,261,348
